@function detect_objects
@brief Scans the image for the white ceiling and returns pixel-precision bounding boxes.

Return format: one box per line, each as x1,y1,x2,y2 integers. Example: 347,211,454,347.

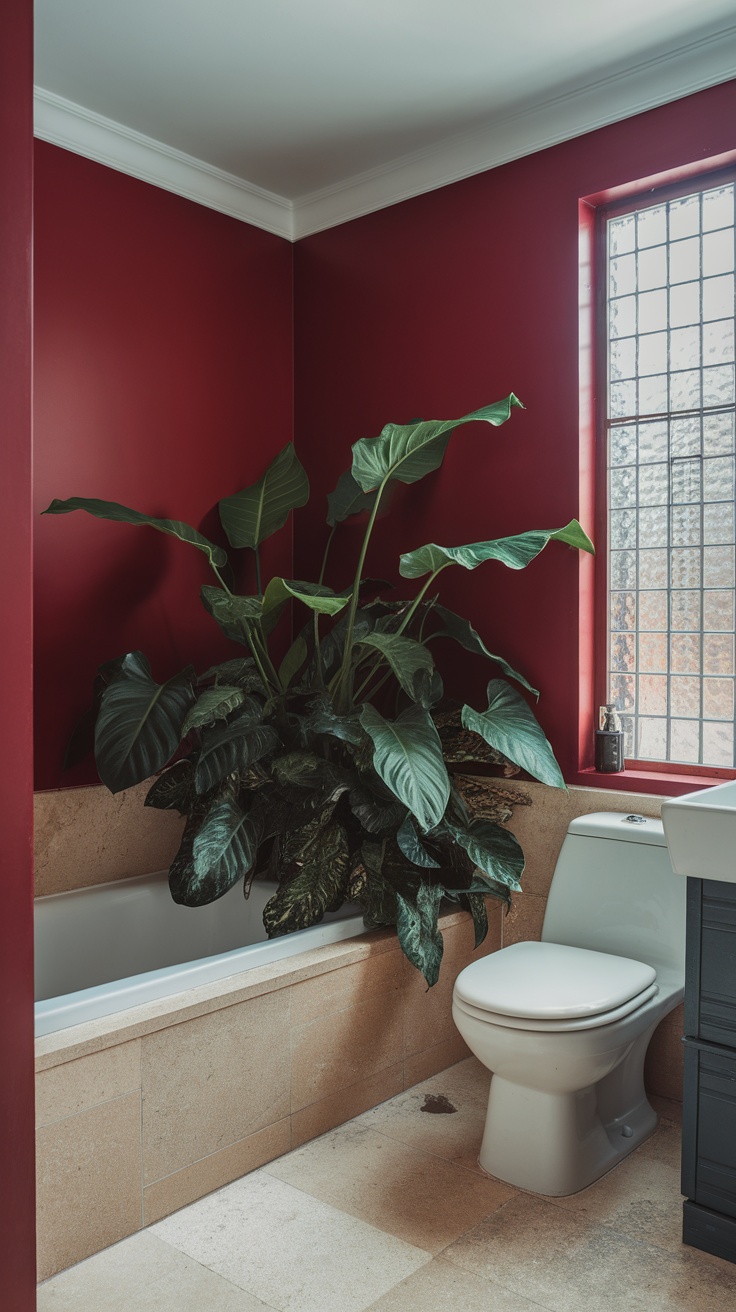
34,1,736,240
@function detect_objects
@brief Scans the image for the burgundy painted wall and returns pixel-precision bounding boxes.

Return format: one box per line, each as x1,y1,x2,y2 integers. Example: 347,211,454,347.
293,80,736,791
34,144,294,789
0,0,36,1304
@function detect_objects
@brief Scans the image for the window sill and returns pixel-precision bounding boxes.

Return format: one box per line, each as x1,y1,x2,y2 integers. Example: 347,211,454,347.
569,767,733,798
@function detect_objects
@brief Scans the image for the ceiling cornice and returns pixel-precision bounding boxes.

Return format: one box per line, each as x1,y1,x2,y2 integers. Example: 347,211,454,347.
33,88,296,241
35,21,736,245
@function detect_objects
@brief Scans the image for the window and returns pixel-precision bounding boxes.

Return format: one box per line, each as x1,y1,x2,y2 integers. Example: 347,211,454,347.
603,176,736,771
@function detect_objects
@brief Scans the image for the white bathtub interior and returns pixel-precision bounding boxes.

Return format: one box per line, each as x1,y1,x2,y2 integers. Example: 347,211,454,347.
35,871,364,1036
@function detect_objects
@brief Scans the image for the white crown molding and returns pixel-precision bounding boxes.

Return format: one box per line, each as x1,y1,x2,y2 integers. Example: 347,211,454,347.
293,23,736,238
34,88,295,241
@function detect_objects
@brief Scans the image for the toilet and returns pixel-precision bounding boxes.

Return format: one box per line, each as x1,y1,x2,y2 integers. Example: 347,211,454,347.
452,811,685,1196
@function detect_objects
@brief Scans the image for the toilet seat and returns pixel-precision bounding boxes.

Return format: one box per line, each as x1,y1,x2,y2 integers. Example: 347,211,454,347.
453,940,658,1033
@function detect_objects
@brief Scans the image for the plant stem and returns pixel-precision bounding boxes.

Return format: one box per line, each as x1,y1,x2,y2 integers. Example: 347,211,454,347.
334,482,387,710
312,528,337,687
254,547,263,598
393,569,446,638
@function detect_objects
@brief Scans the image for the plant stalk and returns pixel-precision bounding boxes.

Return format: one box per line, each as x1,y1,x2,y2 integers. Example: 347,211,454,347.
334,481,387,710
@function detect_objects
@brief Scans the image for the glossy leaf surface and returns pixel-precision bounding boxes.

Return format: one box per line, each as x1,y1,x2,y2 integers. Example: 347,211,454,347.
357,631,435,701
462,679,566,789
448,818,525,891
42,496,227,568
400,519,594,578
360,703,450,832
94,652,195,793
326,470,378,526
219,443,309,549
431,604,537,696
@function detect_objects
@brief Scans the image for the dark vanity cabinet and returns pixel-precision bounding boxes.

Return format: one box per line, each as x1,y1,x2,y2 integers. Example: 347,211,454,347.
682,876,736,1264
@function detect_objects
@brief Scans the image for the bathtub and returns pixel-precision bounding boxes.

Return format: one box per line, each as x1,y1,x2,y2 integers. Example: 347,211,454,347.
34,870,364,1036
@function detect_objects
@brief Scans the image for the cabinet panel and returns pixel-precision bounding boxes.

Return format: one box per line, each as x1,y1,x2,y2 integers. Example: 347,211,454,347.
687,879,736,1047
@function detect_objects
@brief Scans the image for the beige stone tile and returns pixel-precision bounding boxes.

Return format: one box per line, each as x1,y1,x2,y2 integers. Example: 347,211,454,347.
403,941,479,1058
144,1118,291,1224
266,1121,515,1253
37,1230,274,1310
153,1171,430,1312
291,1063,404,1149
34,782,185,897
142,989,290,1183
362,1056,490,1172
551,1139,685,1255
363,1255,545,1311
502,892,546,946
36,1092,142,1281
645,1002,684,1102
290,947,403,1026
291,987,403,1113
404,1036,470,1088
444,1191,736,1312
36,1041,140,1128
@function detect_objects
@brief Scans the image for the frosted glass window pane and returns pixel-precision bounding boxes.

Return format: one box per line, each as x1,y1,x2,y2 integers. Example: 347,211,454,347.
639,591,667,631
669,196,700,239
669,282,700,327
671,503,701,547
610,427,637,466
671,720,700,763
671,591,701,631
670,416,700,458
703,412,735,456
638,549,668,588
610,213,636,253
640,633,668,671
610,467,636,507
610,673,636,712
610,338,636,381
611,551,637,589
610,509,637,549
703,456,735,502
703,274,734,321
610,592,636,630
671,460,701,504
703,678,735,720
703,364,735,407
702,721,734,767
669,237,700,284
638,289,668,333
671,549,701,587
638,507,668,547
703,633,735,676
703,229,734,277
704,501,735,545
638,422,667,462
638,674,667,715
670,634,699,673
703,590,735,632
610,380,636,418
610,297,636,338
703,187,734,232
638,464,668,507
638,333,667,376
638,718,667,758
703,320,735,365
638,206,667,247
638,374,667,414
620,716,635,756
611,254,636,295
638,245,667,290
670,371,701,410
670,325,700,371
670,676,700,717
611,632,636,671
704,546,736,587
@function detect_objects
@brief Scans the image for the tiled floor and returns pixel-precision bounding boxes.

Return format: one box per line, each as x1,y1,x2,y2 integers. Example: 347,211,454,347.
38,1058,736,1311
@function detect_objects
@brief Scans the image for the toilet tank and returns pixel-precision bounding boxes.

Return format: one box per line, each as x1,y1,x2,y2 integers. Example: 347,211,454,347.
541,812,685,978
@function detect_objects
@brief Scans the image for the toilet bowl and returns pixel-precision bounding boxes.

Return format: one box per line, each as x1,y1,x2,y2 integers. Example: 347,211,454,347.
452,812,685,1196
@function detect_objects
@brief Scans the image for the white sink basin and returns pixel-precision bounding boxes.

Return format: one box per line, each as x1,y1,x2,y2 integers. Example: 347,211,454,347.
661,779,736,883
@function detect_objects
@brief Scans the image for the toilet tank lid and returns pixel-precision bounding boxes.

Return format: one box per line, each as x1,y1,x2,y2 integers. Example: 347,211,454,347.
567,812,665,845
454,941,657,1019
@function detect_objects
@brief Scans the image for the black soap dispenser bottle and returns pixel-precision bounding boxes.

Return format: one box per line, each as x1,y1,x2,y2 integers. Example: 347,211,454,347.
595,703,625,773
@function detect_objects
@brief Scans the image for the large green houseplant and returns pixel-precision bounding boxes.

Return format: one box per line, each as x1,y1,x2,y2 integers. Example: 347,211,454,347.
44,396,593,985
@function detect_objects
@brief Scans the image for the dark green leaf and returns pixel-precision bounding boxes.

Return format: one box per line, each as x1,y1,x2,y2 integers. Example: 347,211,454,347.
190,795,261,900
42,496,227,568
94,652,195,793
198,656,261,690
263,822,351,937
411,666,444,710
396,814,440,868
348,782,406,835
448,818,525,891
326,470,378,526
144,759,196,813
462,892,489,949
359,703,450,833
399,519,595,579
279,635,308,688
356,631,435,702
431,604,537,696
201,585,262,645
395,883,445,987
181,686,245,736
219,443,309,550
195,711,279,794
462,680,566,789
262,577,350,617
304,698,364,746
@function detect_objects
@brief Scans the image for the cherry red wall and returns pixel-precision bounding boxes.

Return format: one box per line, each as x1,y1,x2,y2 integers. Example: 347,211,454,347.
0,0,36,1304
293,80,736,791
34,143,294,789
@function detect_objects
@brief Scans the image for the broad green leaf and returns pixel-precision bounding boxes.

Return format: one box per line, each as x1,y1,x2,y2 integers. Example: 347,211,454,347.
195,711,279,794
263,823,351,936
181,686,245,736
279,634,308,688
198,657,264,692
349,842,398,927
463,892,489,948
42,496,227,568
395,883,445,987
191,795,260,900
219,443,309,550
411,666,444,710
359,703,450,833
349,783,406,835
201,585,262,645
448,818,525,891
326,470,378,526
304,698,363,745
351,395,523,493
144,759,195,813
462,679,566,789
356,631,435,702
431,604,537,696
400,519,595,579
262,577,350,617
396,815,441,868
271,752,353,801
94,652,195,793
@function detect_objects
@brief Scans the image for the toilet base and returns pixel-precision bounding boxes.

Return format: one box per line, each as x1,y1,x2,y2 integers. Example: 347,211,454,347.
478,1074,657,1196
